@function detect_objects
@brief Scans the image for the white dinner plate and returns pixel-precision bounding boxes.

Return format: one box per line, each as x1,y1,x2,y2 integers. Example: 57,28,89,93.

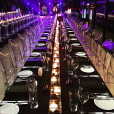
69,34,76,37
37,43,45,46
71,43,80,46
80,65,95,73
67,28,71,30
68,31,74,33
40,37,47,39
43,33,48,35
31,52,41,57
75,52,86,56
18,70,33,77
94,96,114,110
70,38,78,41
0,103,19,114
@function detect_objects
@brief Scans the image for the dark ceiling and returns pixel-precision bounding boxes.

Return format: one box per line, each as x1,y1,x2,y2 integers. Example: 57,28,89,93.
0,0,80,12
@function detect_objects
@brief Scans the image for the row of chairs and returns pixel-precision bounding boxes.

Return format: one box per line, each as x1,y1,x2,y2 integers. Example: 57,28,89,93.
0,11,21,21
0,15,51,100
66,14,103,44
0,14,38,42
66,14,114,96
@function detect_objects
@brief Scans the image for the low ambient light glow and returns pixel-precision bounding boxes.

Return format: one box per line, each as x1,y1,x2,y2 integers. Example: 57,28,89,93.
49,102,58,112
54,86,61,95
51,76,57,83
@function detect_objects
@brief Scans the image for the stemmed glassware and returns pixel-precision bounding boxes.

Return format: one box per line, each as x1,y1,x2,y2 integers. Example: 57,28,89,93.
77,87,89,104
67,58,79,76
72,59,79,78
65,44,72,59
44,57,50,71
41,53,50,71
26,76,38,109
67,59,74,76
46,41,52,55
77,79,89,105
69,88,79,112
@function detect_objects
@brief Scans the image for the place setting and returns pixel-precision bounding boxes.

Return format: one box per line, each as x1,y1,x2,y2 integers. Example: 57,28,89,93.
76,64,97,76
67,31,74,34
70,47,85,55
36,43,46,47
40,37,48,40
29,52,41,58
69,38,80,44
80,65,95,73
0,103,20,114
17,70,33,78
93,95,114,111
69,34,76,37
42,32,49,35
74,52,87,58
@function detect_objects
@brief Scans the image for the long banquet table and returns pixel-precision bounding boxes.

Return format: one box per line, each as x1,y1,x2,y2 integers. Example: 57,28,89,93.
1,17,114,114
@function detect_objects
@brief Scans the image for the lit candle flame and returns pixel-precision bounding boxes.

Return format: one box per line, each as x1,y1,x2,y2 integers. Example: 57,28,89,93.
54,86,61,95
51,76,57,83
49,102,58,112
53,63,58,68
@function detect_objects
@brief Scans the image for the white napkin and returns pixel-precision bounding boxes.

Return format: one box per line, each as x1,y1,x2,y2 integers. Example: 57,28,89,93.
0,103,19,114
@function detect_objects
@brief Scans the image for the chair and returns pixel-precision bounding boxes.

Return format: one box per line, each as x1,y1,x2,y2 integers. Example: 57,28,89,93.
90,39,98,63
8,39,23,73
14,36,27,64
84,37,92,55
106,56,114,84
29,26,38,44
18,32,31,57
0,48,15,86
94,32,102,44
96,47,106,73
93,44,102,67
3,43,17,73
25,28,34,52
0,60,7,100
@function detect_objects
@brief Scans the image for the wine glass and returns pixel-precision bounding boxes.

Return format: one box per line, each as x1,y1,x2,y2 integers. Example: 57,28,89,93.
67,59,74,76
77,87,89,105
44,57,50,71
72,60,79,78
26,77,38,109
65,44,72,58
46,41,52,55
69,88,79,112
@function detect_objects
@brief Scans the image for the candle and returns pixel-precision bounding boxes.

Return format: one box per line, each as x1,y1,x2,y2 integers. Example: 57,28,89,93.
53,63,58,68
53,86,61,95
51,76,57,83
54,58,59,63
53,54,59,58
49,101,58,112
54,50,59,54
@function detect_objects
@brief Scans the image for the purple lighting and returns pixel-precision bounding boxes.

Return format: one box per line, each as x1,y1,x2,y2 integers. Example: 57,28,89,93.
27,2,30,5
97,1,107,4
103,40,114,52
27,58,41,62
59,0,63,12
